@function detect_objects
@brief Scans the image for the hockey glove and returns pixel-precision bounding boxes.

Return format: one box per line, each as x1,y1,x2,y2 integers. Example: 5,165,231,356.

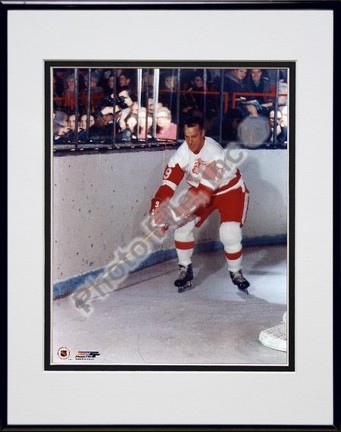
149,198,170,233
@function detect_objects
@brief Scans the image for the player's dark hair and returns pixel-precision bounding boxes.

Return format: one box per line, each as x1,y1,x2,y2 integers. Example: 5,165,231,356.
184,116,204,130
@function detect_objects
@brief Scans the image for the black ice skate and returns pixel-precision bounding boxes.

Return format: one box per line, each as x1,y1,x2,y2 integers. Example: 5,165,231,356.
230,270,250,294
174,264,194,293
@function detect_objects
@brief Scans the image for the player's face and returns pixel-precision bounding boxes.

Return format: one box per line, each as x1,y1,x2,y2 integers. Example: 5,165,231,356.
184,124,205,154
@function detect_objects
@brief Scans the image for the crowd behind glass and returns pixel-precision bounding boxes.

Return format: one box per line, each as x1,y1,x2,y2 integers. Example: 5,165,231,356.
52,68,288,151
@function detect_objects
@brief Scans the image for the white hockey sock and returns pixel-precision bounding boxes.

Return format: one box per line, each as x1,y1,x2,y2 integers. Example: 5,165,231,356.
176,247,194,267
174,219,195,267
219,221,243,273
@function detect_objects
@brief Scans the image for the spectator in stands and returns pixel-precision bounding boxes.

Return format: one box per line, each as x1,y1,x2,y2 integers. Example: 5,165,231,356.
130,102,139,115
53,111,69,144
67,113,77,132
116,88,135,138
155,107,177,141
63,113,78,143
137,107,153,141
54,70,66,96
280,105,288,127
78,114,100,141
164,73,178,92
117,88,134,110
278,79,288,108
266,69,288,91
221,69,248,109
79,70,104,113
222,108,243,142
53,74,65,110
159,70,179,121
181,72,204,115
103,73,116,96
62,74,77,112
79,114,95,130
140,69,154,105
260,70,288,110
98,87,136,142
63,112,99,143
124,114,138,142
147,98,163,116
244,69,273,110
118,70,134,91
117,70,137,101
181,69,214,91
267,110,288,147
242,99,263,117
96,107,115,143
181,71,217,118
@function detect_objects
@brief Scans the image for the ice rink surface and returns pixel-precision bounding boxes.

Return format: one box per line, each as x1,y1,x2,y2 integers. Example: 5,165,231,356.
52,245,288,366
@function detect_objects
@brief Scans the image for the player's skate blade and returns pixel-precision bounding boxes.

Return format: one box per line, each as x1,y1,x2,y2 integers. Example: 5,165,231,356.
174,264,193,293
177,281,194,293
230,270,250,294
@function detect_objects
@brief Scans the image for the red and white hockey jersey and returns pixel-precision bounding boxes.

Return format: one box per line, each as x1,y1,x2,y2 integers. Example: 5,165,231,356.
155,137,243,202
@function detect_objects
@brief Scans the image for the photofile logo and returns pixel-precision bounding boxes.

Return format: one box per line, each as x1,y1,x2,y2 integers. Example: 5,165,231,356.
75,351,100,360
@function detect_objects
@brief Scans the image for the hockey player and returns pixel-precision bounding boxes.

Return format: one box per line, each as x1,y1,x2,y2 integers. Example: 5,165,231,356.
149,116,250,293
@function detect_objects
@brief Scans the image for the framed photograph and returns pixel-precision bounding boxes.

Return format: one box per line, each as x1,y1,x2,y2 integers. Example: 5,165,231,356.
3,1,340,430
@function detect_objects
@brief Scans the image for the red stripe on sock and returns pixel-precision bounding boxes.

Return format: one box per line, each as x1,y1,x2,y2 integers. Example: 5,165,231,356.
175,241,195,250
225,250,242,260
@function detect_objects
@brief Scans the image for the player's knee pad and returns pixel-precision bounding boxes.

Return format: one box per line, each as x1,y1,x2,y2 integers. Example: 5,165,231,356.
174,219,196,243
219,221,242,252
